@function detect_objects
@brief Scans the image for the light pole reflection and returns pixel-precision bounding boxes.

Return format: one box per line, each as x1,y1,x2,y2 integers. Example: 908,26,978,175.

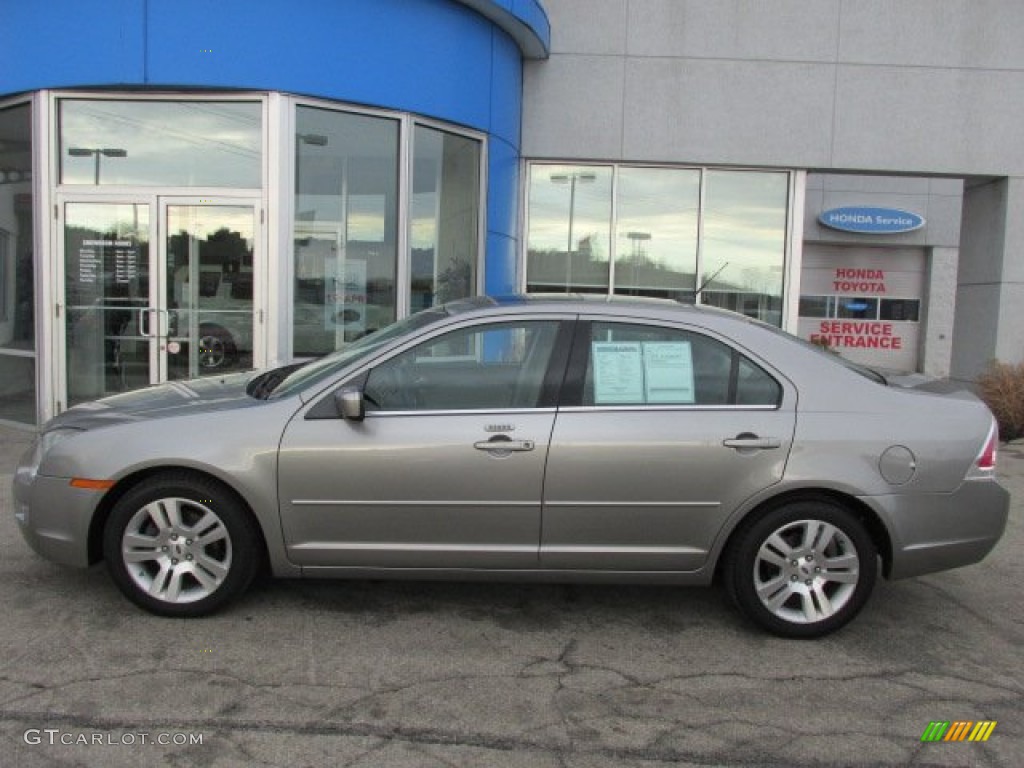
550,171,596,292
67,147,127,185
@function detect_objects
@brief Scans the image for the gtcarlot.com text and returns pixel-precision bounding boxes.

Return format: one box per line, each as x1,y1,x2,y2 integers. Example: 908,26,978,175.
23,728,204,746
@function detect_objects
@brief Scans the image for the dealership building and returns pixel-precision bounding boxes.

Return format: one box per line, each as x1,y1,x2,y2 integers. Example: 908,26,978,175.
2,0,1023,427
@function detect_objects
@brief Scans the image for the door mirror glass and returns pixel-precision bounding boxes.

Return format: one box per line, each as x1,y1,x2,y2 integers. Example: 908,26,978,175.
335,387,365,421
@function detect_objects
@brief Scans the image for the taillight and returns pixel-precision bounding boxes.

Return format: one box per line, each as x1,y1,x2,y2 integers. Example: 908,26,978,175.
975,420,999,472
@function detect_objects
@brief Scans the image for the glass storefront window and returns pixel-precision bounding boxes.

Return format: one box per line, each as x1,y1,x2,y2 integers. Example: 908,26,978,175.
293,106,399,357
0,101,35,423
60,100,261,187
700,170,788,325
525,164,792,326
411,125,481,311
614,167,699,299
526,164,613,293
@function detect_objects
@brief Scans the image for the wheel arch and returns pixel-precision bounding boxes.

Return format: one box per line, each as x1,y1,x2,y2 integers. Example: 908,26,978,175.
713,488,894,583
87,466,271,573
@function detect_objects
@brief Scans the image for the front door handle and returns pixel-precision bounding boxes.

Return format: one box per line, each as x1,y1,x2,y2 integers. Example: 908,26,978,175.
474,437,535,453
723,433,781,450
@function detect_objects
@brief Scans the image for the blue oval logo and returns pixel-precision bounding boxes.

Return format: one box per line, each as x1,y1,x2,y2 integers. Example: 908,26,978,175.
819,207,925,234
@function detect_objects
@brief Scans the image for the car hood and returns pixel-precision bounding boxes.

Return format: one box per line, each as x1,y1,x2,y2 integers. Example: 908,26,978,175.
47,372,263,431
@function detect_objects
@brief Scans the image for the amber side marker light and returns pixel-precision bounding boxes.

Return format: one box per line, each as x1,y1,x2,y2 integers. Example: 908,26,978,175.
69,478,116,490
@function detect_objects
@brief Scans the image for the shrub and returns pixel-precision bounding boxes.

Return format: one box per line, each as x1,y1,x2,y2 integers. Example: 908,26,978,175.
976,360,1024,441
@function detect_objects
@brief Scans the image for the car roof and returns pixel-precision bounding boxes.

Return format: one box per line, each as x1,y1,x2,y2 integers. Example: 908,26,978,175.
447,293,723,315
441,293,759,328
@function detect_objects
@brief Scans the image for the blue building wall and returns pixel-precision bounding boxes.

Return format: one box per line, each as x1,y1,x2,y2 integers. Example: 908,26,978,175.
0,0,550,294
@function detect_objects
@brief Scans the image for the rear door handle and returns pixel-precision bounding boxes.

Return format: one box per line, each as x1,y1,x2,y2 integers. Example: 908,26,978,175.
723,433,781,450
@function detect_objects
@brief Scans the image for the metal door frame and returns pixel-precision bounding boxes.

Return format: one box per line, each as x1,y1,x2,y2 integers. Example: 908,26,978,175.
53,194,265,413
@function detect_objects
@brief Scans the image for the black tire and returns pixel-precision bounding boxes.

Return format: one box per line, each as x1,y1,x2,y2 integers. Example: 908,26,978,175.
103,473,261,617
197,324,237,371
724,500,877,638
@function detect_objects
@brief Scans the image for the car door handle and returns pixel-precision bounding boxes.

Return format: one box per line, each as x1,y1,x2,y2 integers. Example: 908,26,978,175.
723,434,781,450
474,438,535,452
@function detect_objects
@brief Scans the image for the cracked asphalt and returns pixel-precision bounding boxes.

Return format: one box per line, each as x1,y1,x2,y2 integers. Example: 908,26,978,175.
1,424,1021,767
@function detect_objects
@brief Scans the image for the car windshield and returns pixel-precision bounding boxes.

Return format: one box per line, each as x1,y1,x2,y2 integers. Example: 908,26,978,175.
265,307,450,399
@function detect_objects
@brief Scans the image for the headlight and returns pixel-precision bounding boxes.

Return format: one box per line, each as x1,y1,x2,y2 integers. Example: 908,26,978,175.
39,427,83,456
20,427,84,479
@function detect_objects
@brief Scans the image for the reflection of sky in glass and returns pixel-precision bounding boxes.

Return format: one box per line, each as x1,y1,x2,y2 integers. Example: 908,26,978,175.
527,164,789,299
65,202,149,242
349,199,386,242
528,164,612,258
615,167,699,292
295,106,398,245
60,100,261,187
411,194,437,250
167,206,254,250
703,171,788,293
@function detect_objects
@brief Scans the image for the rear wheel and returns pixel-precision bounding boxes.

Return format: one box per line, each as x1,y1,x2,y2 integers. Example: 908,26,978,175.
103,473,260,617
724,500,877,638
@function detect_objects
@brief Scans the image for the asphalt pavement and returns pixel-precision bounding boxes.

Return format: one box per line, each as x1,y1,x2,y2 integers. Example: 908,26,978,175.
0,423,1021,767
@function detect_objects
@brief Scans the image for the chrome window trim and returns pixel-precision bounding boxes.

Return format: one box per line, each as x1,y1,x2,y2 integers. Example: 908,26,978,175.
365,407,559,418
557,404,781,414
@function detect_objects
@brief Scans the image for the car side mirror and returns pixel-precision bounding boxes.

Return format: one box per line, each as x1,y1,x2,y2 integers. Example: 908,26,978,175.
334,387,365,422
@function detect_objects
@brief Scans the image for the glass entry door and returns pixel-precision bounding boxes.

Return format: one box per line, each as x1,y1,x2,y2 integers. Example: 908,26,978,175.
163,203,257,380
60,199,260,410
63,202,153,408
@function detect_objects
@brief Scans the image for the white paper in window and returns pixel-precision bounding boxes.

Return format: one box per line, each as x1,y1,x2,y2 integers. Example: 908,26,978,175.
592,342,644,404
642,341,694,403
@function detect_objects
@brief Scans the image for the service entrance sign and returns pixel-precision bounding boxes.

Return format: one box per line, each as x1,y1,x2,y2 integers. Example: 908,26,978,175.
797,245,925,372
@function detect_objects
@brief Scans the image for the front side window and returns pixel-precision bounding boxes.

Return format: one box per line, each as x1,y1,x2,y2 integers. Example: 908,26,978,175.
59,100,262,187
583,322,780,407
365,321,561,411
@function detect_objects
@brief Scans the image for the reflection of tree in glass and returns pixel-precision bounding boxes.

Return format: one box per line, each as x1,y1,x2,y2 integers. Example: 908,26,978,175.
436,254,472,304
168,227,251,273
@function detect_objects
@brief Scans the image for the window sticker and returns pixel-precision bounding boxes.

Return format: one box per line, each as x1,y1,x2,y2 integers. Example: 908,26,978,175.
642,341,694,403
592,342,644,404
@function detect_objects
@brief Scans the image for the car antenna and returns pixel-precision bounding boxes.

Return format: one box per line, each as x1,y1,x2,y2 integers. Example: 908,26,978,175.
694,262,729,298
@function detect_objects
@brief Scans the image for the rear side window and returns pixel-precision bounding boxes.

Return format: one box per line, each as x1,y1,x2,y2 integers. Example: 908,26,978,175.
582,322,781,407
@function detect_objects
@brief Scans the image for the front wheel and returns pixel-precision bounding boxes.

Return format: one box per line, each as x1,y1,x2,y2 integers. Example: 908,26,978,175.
103,473,261,617
724,500,877,638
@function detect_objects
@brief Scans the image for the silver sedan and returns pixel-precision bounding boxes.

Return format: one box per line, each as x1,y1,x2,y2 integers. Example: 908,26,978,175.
13,296,1010,637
